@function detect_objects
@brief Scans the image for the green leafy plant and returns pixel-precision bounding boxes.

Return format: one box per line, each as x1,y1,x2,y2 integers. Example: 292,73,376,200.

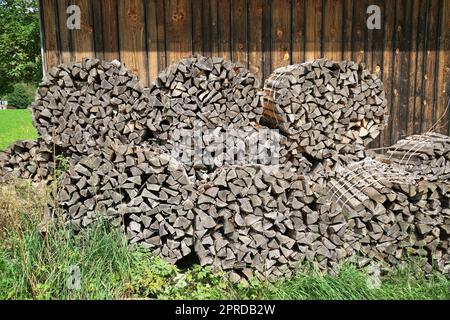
55,154,70,175
0,0,42,95
5,82,36,109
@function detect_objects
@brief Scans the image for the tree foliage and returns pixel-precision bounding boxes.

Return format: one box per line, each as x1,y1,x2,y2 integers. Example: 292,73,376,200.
0,0,42,95
6,82,36,108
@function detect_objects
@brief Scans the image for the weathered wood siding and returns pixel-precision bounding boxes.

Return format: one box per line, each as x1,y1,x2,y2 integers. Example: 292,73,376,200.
38,0,450,147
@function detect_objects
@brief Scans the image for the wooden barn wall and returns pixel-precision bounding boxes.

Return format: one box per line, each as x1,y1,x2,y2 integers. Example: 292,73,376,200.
39,0,450,148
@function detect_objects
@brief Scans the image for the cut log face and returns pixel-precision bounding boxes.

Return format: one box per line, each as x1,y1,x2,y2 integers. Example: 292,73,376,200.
262,59,388,160
31,58,165,156
0,139,56,183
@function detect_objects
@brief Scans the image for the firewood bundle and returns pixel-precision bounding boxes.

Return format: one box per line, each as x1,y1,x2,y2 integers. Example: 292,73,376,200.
54,144,195,263
262,59,388,160
149,55,262,176
379,132,450,182
0,139,56,183
31,58,165,156
325,158,449,273
194,165,318,282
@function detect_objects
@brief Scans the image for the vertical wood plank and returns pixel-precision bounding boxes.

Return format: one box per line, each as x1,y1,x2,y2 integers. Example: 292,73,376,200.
155,0,167,70
38,0,46,70
391,0,413,143
406,0,420,136
91,0,105,60
210,0,219,56
305,0,322,61
231,0,248,66
192,0,219,57
41,0,60,70
368,0,384,84
398,0,413,139
101,0,120,62
56,0,73,64
146,0,159,81
367,0,384,148
248,0,263,83
351,0,366,63
262,0,272,81
192,0,203,55
421,0,439,132
118,0,148,83
380,0,395,147
436,0,449,134
202,0,212,56
389,0,403,145
165,0,192,65
69,0,94,62
218,0,232,60
342,0,353,61
411,0,427,134
291,0,306,64
322,0,343,61
271,0,292,69
364,0,372,70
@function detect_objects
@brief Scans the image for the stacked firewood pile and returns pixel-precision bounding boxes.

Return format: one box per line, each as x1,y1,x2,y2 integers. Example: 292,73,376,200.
53,143,195,264
0,56,448,281
326,158,449,274
262,59,388,161
150,56,262,129
148,56,263,179
194,165,316,282
0,139,56,183
31,59,165,156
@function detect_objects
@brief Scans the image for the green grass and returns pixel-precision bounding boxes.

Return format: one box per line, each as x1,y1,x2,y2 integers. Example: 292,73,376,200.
0,181,449,300
0,109,38,151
